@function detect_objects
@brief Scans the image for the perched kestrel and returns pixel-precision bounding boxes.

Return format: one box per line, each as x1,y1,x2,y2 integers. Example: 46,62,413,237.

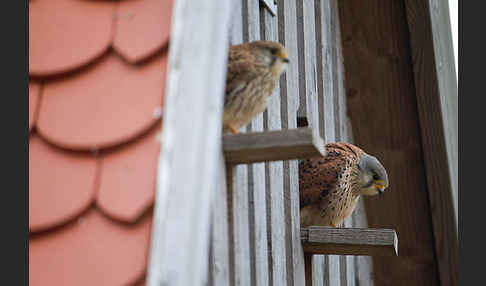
223,41,289,134
299,142,389,227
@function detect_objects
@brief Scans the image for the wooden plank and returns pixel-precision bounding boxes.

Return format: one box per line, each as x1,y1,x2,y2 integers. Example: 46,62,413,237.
279,1,306,284
328,5,343,286
332,0,347,140
403,1,458,286
342,235,355,285
341,118,355,286
227,2,252,285
315,0,336,141
145,0,232,285
296,0,319,132
352,199,374,286
304,254,329,286
309,1,340,284
330,1,352,284
226,164,251,286
209,152,230,286
223,128,325,164
327,254,341,286
311,255,325,286
316,0,343,285
337,0,441,285
297,1,327,285
261,6,287,286
230,0,244,45
244,1,270,286
347,123,371,286
301,227,398,256
304,253,312,286
341,220,355,286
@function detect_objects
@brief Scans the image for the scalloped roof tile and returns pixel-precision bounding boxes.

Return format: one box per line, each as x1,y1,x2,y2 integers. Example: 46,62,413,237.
29,0,115,77
97,123,161,223
29,0,172,284
30,208,152,286
37,51,167,150
29,135,99,233
113,0,174,63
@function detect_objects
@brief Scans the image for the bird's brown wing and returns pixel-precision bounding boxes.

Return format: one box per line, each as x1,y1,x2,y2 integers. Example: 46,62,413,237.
299,156,345,209
225,61,252,103
324,142,364,160
225,44,260,103
299,143,362,209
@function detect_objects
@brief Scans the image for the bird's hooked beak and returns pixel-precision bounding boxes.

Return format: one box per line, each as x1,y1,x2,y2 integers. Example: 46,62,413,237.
277,49,289,63
374,180,388,195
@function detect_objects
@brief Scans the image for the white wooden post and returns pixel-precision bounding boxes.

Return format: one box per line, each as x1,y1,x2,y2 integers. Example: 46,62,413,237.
146,0,233,285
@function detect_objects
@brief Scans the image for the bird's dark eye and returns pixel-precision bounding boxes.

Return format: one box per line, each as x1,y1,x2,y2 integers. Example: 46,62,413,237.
373,174,379,181
270,48,278,55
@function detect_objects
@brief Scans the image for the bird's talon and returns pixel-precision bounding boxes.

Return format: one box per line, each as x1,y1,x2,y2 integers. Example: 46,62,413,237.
229,124,239,134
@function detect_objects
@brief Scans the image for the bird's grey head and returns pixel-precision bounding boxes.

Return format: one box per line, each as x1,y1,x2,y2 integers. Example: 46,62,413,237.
357,153,389,196
250,41,289,75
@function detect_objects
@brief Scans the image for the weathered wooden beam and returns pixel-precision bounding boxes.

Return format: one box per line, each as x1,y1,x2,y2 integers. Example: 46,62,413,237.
312,0,343,284
245,1,270,285
226,2,251,285
208,152,230,286
223,127,325,164
261,5,287,286
146,0,232,285
338,0,442,284
403,2,458,286
296,0,319,132
301,227,398,256
279,0,306,284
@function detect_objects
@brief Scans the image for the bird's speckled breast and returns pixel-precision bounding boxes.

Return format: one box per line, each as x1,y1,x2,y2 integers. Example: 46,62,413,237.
223,72,277,129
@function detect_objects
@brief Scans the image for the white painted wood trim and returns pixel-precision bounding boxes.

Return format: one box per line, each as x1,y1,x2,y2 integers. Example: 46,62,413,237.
146,0,233,285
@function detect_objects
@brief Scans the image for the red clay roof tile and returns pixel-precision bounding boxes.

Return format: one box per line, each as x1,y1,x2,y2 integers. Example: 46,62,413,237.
135,277,146,286
29,0,115,77
30,207,152,286
29,81,41,131
29,135,98,233
113,0,173,63
29,0,173,283
97,123,161,223
37,51,167,150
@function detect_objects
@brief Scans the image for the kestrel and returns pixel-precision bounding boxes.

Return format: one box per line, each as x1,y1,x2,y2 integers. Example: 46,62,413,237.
223,41,289,134
299,142,389,227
